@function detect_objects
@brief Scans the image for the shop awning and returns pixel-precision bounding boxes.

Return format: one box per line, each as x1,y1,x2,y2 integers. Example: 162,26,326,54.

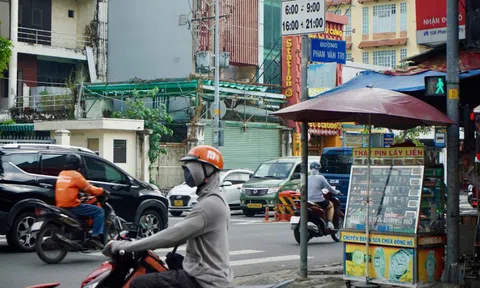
316,69,480,97
0,124,34,132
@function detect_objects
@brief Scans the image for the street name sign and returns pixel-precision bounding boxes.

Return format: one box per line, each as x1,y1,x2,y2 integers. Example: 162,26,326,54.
424,76,446,97
281,0,326,36
310,39,347,64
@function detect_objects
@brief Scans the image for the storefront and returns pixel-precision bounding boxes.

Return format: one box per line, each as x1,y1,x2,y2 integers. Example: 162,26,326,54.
341,147,446,287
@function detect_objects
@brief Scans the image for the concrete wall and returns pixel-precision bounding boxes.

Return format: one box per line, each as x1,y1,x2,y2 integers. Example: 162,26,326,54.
0,1,10,38
107,0,193,81
150,143,186,189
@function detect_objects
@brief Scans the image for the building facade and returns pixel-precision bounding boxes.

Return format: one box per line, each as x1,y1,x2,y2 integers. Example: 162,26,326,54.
0,0,108,114
327,0,428,68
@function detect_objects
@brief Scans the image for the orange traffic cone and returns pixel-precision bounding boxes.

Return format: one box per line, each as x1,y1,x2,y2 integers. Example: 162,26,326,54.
273,206,278,222
264,205,269,222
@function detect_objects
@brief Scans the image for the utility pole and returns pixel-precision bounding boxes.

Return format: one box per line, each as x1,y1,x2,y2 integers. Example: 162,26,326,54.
299,34,309,279
445,0,460,284
212,0,220,148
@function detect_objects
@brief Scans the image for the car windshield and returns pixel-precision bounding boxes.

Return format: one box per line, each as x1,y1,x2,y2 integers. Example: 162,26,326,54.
320,152,353,175
253,162,294,179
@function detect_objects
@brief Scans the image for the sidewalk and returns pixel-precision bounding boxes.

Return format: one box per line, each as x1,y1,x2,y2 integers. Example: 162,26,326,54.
232,264,480,288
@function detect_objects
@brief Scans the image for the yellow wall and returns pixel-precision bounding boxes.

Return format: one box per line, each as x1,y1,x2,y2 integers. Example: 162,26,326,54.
329,0,429,67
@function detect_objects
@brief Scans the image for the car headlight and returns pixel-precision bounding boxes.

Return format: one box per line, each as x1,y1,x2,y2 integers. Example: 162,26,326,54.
267,187,280,194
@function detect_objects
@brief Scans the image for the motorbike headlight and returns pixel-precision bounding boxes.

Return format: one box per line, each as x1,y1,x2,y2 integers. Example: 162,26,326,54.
267,187,280,194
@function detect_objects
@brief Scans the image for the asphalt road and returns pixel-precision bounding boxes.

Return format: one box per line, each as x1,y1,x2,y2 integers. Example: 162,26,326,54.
0,212,343,288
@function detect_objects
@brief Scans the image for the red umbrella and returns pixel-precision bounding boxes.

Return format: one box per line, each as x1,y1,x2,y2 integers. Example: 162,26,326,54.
272,87,453,129
272,87,453,285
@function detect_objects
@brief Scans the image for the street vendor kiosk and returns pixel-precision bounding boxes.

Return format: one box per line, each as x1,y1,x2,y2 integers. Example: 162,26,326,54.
340,147,446,287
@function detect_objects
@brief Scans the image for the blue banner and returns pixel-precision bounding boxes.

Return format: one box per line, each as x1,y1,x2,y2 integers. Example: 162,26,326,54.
310,39,347,64
384,133,394,147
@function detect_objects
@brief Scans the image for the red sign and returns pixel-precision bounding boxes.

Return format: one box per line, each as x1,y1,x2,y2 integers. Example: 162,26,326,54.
416,0,465,30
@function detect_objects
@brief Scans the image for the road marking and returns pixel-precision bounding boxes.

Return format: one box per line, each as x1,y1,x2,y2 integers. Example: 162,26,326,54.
230,255,313,266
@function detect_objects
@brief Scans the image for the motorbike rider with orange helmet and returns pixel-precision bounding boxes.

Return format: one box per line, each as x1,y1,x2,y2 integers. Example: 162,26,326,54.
106,145,233,288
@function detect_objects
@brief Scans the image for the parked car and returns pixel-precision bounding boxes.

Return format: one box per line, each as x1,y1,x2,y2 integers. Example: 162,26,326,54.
240,156,319,217
0,144,169,252
167,169,253,216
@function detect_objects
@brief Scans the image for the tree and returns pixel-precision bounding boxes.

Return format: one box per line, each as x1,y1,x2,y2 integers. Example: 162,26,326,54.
111,87,174,165
0,36,12,74
393,126,431,146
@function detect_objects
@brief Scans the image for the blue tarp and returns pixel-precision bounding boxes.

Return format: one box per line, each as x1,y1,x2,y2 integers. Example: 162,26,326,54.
316,69,480,97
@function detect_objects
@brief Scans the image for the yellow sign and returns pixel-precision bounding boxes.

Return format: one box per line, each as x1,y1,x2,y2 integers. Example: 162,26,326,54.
308,122,342,130
418,248,444,282
285,39,293,98
353,147,425,159
448,88,459,100
308,28,343,39
308,87,331,96
345,243,414,284
341,231,415,248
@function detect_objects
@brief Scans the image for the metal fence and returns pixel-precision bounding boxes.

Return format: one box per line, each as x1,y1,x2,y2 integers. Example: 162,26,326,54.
18,26,89,50
0,136,55,145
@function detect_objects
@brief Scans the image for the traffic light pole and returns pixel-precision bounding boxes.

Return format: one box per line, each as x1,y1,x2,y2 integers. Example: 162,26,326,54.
445,0,461,284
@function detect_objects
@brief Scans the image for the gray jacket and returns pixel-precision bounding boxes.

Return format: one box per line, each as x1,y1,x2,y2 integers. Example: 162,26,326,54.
118,172,233,287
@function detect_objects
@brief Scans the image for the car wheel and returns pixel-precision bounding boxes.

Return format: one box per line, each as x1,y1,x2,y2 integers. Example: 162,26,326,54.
243,209,256,217
170,211,183,217
7,212,38,252
138,209,164,238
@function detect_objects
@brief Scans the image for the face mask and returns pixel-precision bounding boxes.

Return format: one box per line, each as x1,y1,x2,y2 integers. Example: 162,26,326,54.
184,167,196,187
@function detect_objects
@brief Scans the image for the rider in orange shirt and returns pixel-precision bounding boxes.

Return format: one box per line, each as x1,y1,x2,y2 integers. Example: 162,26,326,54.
56,153,105,249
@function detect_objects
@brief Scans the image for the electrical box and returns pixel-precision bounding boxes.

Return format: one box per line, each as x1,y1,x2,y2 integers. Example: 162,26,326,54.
219,52,230,69
196,51,213,73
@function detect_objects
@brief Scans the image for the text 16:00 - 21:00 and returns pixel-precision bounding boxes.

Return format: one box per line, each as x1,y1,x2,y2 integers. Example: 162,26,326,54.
282,18,324,31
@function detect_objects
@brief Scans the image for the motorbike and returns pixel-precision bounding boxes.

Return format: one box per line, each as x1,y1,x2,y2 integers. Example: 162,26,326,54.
26,235,295,288
468,182,478,208
32,190,126,264
290,189,344,243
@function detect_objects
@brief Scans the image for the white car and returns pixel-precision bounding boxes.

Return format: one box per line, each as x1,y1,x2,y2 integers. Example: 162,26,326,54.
167,169,253,216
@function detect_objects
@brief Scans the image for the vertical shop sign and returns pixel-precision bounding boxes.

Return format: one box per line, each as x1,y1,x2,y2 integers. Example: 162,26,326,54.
285,38,293,98
434,127,446,148
384,133,394,147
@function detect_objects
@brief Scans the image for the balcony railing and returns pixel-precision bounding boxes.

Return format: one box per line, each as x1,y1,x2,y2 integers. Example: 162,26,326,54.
14,93,75,112
18,27,90,50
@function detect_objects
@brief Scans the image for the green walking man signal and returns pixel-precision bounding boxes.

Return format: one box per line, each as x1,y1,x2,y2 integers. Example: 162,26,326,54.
424,76,446,97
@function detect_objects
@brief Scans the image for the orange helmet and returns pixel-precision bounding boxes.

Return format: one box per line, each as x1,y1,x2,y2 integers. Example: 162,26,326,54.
181,145,224,170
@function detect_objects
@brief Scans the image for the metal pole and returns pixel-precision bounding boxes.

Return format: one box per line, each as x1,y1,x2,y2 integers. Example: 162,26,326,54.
445,0,460,284
299,34,309,279
365,115,372,284
212,0,220,148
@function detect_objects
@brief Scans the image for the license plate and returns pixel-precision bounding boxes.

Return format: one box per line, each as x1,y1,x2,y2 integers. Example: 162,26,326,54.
247,203,263,209
174,200,184,206
31,221,43,231
330,179,340,184
290,216,300,224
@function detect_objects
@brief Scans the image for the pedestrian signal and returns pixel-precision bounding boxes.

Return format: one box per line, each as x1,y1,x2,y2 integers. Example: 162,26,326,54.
425,76,446,97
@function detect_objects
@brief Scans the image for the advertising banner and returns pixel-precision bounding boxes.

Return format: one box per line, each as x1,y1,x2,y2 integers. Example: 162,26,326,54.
415,0,466,44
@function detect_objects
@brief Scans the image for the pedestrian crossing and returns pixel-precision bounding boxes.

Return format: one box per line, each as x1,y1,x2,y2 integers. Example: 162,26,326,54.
87,245,313,267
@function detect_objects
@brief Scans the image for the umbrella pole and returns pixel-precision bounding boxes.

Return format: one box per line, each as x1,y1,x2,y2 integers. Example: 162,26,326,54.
365,114,372,284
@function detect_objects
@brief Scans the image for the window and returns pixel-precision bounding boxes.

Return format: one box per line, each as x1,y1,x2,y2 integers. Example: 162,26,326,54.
41,154,67,176
10,153,40,174
68,10,74,18
373,50,397,68
84,156,127,184
87,138,100,155
32,8,43,27
400,2,407,31
253,162,294,180
223,172,251,184
346,53,353,62
17,70,24,99
113,140,127,163
373,4,396,33
362,52,369,64
362,7,369,35
320,152,353,175
400,48,408,60
345,10,352,36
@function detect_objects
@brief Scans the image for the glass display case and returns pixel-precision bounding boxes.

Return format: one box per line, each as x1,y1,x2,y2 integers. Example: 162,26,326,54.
341,147,446,287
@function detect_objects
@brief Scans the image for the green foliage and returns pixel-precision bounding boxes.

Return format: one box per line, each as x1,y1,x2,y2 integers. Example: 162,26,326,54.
0,36,13,74
393,126,430,146
111,88,174,165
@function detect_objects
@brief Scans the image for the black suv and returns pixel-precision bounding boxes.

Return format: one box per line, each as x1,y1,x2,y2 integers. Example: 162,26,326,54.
0,144,169,252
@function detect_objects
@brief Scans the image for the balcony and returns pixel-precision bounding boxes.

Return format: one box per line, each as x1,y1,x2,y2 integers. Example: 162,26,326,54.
15,27,89,61
11,89,76,121
18,27,89,51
